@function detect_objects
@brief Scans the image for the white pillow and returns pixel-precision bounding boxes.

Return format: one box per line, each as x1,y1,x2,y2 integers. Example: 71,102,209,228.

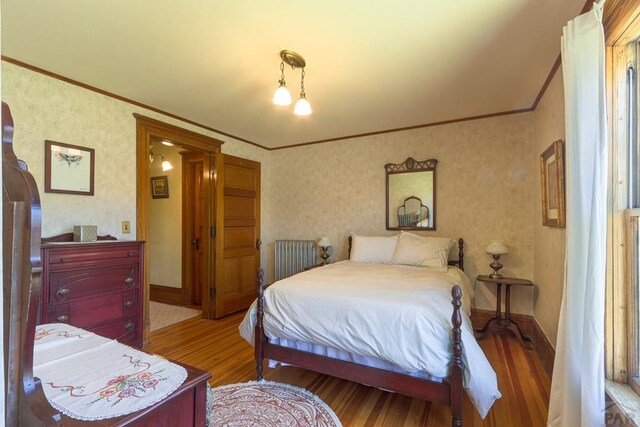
350,233,399,264
390,232,451,271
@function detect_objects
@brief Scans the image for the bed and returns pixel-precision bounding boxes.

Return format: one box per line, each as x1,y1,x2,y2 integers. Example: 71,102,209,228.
240,233,501,426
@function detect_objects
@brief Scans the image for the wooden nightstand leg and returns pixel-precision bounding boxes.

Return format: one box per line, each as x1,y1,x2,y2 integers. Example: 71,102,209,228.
504,285,511,321
506,321,534,350
474,283,503,340
496,284,502,319
474,317,500,340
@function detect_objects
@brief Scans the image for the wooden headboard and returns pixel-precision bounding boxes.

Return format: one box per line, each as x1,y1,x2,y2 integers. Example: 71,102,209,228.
347,235,465,271
3,102,62,425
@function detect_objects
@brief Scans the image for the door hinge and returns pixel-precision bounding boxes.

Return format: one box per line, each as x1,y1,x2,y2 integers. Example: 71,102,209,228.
210,226,216,238
210,288,216,298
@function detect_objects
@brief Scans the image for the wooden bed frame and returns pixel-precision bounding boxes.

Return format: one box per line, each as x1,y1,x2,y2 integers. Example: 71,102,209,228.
2,102,210,426
255,236,467,426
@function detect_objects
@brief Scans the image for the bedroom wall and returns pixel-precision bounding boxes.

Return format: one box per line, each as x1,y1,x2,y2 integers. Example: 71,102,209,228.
532,68,566,347
269,113,536,314
1,61,272,274
149,144,183,288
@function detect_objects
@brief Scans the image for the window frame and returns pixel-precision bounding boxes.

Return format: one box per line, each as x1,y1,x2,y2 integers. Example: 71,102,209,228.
606,8,640,393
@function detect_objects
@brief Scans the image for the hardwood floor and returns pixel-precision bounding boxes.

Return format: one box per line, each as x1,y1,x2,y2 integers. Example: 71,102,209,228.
144,312,550,426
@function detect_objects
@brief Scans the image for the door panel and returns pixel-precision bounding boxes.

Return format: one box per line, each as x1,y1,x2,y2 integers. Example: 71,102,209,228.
224,196,255,218
181,152,211,316
215,154,261,318
224,228,255,249
225,165,256,190
192,161,204,306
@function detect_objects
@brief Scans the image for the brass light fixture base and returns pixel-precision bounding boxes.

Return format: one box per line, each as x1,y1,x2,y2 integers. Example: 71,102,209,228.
280,50,306,69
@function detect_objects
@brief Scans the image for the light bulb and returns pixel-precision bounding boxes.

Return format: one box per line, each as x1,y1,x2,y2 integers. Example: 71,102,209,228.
273,83,292,106
162,160,173,171
294,96,312,116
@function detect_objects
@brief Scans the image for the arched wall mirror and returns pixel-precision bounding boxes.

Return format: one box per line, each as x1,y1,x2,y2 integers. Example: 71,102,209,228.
385,157,437,230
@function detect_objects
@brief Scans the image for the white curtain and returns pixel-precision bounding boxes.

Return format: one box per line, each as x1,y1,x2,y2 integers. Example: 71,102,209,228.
547,2,607,427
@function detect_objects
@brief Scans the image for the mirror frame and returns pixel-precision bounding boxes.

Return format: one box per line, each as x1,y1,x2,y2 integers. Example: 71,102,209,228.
385,157,437,231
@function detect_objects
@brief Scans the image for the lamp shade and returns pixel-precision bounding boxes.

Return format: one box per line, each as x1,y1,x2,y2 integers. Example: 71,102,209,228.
294,97,312,116
161,159,174,171
318,237,332,248
273,85,292,106
486,240,508,255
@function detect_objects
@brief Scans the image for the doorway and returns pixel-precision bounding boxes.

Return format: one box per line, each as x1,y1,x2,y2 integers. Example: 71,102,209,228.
135,114,223,345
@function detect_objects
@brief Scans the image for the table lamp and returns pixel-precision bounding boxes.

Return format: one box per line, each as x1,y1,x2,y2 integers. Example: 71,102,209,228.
486,240,508,278
318,237,332,265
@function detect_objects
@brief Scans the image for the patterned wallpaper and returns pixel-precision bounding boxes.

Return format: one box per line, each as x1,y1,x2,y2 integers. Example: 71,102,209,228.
2,62,272,276
4,60,553,318
532,69,566,347
270,113,536,314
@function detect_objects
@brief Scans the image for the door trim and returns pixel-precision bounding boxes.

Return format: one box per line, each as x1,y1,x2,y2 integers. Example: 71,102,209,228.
134,114,223,345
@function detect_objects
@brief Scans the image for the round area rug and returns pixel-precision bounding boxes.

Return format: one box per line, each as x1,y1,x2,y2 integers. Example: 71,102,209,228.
210,380,342,427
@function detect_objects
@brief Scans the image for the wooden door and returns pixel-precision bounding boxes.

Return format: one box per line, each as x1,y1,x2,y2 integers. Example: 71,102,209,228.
214,154,261,318
182,152,214,317
182,152,206,307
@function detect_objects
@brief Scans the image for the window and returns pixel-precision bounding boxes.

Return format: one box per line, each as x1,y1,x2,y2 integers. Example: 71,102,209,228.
627,41,640,395
609,36,640,395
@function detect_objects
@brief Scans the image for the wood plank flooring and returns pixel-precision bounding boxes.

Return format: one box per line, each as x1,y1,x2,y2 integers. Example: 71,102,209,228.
144,312,550,426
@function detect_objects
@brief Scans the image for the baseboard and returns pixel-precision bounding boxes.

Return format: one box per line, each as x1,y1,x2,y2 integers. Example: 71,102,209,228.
471,308,555,377
150,284,186,306
530,317,555,377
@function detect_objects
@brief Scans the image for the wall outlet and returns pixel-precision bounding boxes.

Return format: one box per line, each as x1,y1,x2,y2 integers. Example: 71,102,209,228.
122,221,131,234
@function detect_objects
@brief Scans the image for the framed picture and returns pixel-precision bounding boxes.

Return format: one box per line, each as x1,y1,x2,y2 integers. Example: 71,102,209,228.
540,139,566,228
45,140,95,196
151,175,169,199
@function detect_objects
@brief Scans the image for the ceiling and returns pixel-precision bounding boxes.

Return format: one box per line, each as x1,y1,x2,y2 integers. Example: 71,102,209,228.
2,1,586,149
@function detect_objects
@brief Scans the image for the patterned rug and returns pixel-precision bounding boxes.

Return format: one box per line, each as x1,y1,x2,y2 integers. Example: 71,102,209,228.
149,301,201,332
210,381,342,427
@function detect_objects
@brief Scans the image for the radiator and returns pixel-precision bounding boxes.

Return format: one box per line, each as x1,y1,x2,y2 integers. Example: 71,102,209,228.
275,240,317,281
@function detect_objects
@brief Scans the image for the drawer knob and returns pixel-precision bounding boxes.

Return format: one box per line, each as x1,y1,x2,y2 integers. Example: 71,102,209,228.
56,315,69,323
125,321,134,331
56,288,70,299
124,277,135,286
60,257,69,263
124,300,133,308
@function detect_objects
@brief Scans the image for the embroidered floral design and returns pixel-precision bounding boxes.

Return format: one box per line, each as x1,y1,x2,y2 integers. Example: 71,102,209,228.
46,354,168,407
35,327,84,341
35,328,53,341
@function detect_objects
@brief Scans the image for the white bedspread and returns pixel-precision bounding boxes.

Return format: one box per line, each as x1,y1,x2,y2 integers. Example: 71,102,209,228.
239,261,501,418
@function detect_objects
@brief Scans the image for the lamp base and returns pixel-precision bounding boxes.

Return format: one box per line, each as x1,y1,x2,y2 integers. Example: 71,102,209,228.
489,254,503,278
320,247,330,265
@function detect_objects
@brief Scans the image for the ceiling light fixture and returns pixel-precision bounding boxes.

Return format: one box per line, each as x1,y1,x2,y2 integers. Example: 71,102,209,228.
272,50,312,116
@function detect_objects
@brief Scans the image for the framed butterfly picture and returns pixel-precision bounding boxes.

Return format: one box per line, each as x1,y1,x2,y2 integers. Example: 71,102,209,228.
45,140,95,195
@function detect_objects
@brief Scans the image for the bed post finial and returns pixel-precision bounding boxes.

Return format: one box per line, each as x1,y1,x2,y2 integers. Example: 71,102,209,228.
457,238,464,271
255,269,265,381
450,285,463,426
348,236,353,259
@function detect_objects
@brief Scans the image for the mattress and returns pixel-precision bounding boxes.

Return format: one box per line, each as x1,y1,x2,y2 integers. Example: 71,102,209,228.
239,260,501,417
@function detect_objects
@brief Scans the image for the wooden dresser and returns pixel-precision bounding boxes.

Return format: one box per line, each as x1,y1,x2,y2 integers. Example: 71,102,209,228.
40,240,145,348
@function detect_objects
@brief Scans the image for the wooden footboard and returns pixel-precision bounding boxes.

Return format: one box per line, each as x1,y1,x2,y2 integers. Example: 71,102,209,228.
254,269,465,426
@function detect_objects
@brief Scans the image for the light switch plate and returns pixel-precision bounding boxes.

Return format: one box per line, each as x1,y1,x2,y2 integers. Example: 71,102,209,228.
122,221,131,234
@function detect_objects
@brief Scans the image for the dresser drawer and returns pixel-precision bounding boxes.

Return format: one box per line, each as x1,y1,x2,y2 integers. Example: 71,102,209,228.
50,291,137,328
91,316,140,348
45,245,141,266
40,240,144,347
49,264,139,303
